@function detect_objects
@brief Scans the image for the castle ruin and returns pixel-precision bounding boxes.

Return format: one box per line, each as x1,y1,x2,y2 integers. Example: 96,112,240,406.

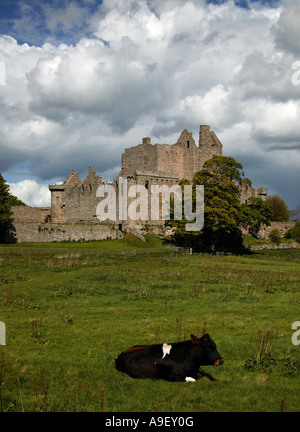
10,124,267,242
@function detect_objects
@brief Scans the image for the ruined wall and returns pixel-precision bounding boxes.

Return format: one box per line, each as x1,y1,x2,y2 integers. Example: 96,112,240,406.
10,222,122,243
12,206,51,223
49,167,103,223
257,221,296,239
239,184,268,204
121,138,159,176
198,125,223,169
120,125,222,182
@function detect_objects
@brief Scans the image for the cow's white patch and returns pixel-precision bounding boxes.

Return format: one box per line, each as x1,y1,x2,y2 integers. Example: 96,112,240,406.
185,377,196,382
162,343,172,359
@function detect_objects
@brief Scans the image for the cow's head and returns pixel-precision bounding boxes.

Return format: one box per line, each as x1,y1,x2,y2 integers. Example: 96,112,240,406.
190,333,224,366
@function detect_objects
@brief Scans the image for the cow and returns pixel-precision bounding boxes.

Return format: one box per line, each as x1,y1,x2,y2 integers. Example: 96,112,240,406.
115,333,224,382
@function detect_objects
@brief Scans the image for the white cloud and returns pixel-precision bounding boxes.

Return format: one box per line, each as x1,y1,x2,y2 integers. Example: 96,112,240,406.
272,0,300,55
9,180,51,207
0,0,300,209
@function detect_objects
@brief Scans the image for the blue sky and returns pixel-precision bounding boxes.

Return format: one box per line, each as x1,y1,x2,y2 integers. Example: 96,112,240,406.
0,0,100,46
0,0,280,46
0,0,300,209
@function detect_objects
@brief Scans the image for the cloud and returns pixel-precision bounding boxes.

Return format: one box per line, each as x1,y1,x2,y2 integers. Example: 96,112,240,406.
9,179,51,207
0,0,300,210
272,0,300,55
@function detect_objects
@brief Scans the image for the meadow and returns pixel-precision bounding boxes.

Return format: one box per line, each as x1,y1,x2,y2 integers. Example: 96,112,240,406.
0,236,299,412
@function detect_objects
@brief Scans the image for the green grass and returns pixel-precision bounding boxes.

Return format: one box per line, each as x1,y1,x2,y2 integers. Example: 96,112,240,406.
0,234,165,250
0,241,299,412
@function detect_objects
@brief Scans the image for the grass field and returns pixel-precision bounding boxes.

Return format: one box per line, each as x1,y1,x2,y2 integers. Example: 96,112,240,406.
0,237,299,412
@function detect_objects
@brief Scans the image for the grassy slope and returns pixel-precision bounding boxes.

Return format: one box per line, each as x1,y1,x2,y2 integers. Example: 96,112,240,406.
0,243,299,412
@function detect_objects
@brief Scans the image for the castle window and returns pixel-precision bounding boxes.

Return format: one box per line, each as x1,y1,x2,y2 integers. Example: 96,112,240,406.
187,140,190,148
145,181,149,189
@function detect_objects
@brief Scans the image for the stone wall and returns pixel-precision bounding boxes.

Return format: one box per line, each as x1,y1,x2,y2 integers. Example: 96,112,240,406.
239,184,268,204
251,242,300,251
49,167,103,223
198,125,222,168
120,125,222,182
12,206,51,223
10,222,122,243
257,221,296,239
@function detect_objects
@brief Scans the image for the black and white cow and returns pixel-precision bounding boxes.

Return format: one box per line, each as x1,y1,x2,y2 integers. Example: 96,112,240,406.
115,333,224,382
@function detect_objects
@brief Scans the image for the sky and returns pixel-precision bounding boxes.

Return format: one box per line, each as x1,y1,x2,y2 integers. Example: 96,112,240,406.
0,0,299,210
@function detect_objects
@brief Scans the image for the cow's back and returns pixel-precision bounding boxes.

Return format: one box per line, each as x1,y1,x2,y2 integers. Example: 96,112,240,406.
115,344,163,379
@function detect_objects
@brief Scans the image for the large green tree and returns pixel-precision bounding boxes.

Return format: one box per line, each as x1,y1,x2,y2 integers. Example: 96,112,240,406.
0,173,25,243
167,155,273,252
168,156,245,252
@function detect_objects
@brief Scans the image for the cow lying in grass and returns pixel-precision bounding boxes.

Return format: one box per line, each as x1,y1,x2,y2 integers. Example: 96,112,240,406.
115,333,224,382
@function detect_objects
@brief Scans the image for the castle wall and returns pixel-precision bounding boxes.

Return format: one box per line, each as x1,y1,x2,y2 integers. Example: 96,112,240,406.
12,206,51,223
198,125,222,169
239,184,268,204
49,167,103,224
10,222,122,243
120,126,222,182
121,140,159,175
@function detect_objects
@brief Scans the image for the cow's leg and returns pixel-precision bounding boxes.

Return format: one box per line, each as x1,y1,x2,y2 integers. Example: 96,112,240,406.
156,360,197,382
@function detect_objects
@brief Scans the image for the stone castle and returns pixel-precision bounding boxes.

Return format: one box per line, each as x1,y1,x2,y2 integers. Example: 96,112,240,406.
10,125,267,242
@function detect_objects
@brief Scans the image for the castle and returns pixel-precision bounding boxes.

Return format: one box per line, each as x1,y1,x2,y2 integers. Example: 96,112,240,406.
10,125,267,242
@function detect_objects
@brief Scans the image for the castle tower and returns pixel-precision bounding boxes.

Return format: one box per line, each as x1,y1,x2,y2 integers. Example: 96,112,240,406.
198,125,223,167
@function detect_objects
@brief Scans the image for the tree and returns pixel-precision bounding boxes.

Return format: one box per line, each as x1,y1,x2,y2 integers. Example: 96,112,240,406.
240,197,273,238
0,173,25,243
167,155,275,252
0,173,14,242
266,194,290,221
168,156,246,252
269,228,282,245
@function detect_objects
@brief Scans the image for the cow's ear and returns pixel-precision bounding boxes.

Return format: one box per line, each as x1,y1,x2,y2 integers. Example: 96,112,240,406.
202,333,211,343
190,334,200,345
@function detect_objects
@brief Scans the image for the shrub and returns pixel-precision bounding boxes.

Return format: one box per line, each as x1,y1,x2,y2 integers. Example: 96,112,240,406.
268,228,281,245
244,329,300,375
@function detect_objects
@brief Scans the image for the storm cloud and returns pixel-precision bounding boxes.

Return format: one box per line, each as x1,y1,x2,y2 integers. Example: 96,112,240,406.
0,0,299,209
